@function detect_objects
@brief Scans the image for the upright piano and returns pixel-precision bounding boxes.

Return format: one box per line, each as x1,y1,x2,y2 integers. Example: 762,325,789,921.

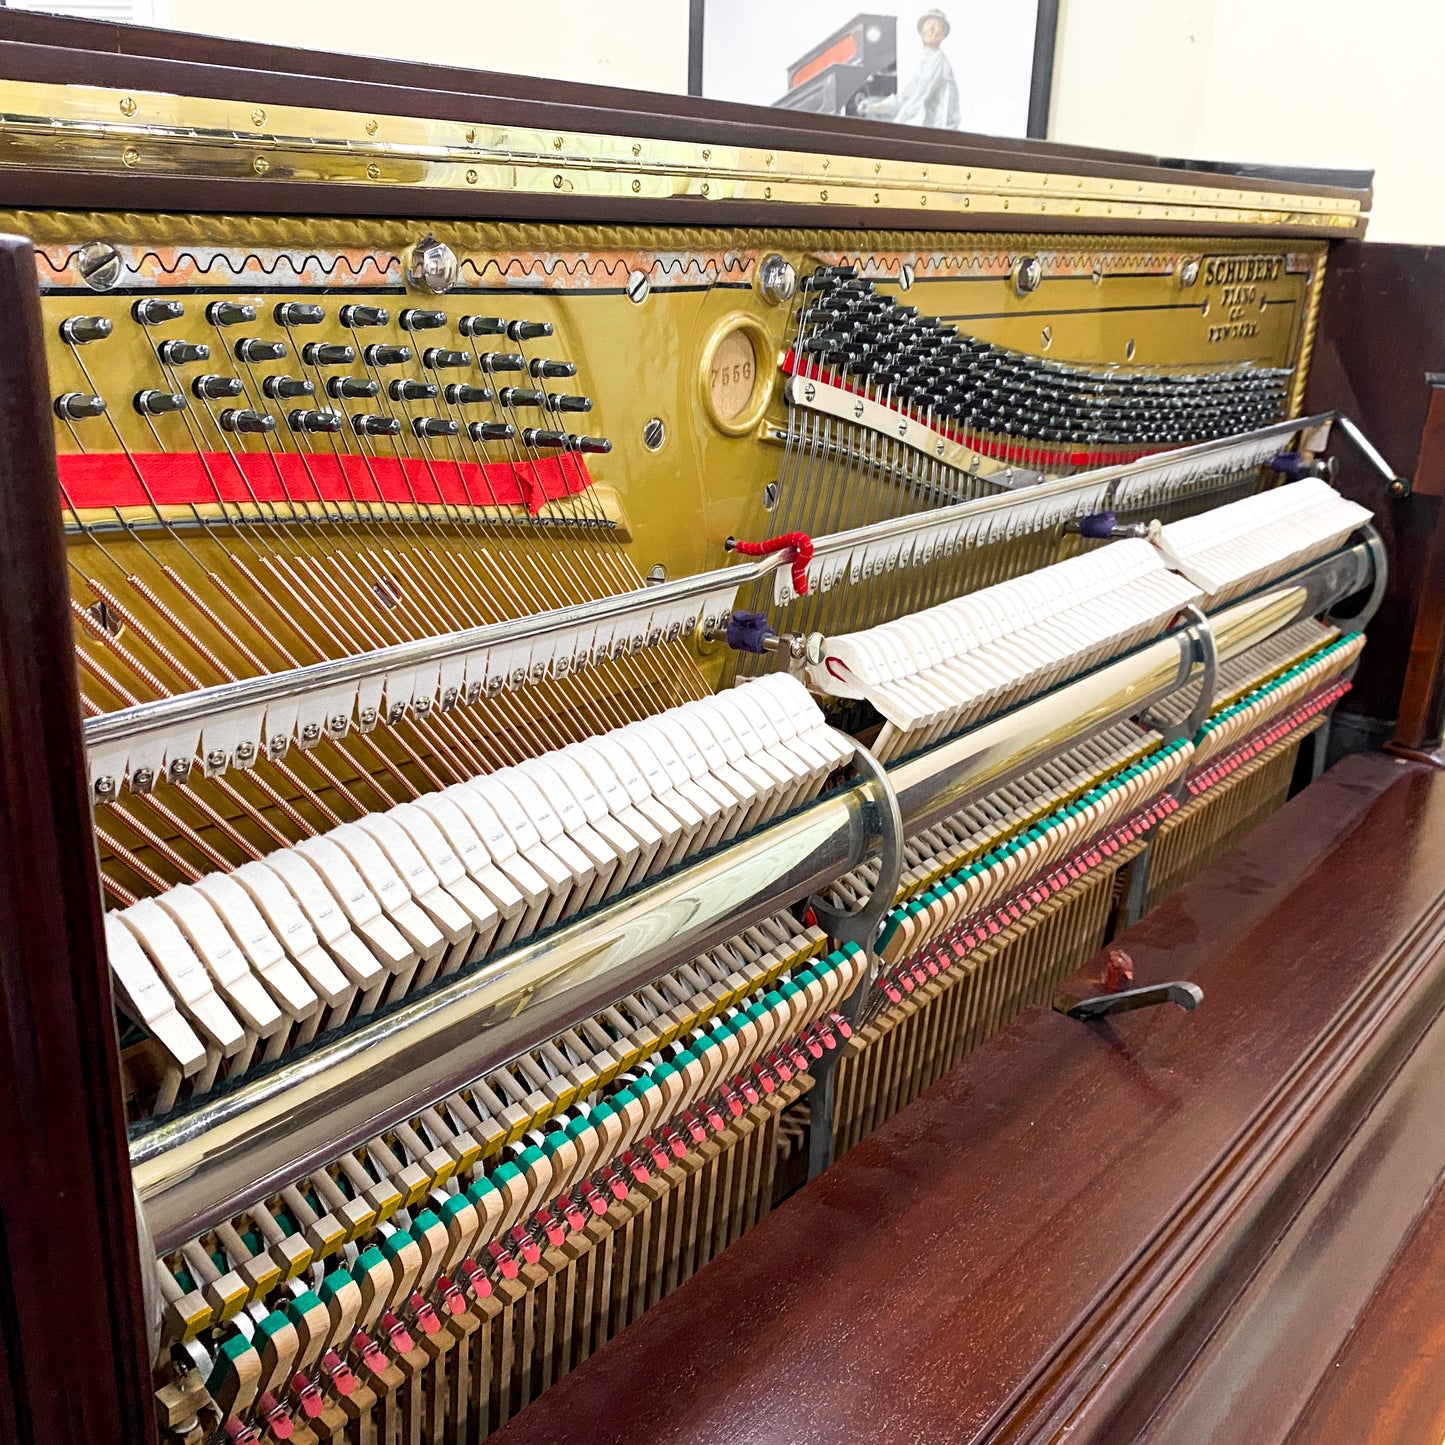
0,14,1440,1444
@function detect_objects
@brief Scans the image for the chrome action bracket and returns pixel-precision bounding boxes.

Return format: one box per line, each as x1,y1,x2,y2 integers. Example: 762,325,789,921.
806,739,905,1180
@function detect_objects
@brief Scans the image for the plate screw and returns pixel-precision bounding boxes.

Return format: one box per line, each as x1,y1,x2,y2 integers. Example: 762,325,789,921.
76,240,122,292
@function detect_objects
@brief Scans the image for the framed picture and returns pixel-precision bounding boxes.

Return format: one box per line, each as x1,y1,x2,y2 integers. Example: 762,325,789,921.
692,1,1058,140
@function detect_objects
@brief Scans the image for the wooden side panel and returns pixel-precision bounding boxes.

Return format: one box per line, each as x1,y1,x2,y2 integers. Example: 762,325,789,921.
1304,241,1445,733
0,233,154,1445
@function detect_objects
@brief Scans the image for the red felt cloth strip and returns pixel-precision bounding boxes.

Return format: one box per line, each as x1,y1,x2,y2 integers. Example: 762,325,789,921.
57,448,592,517
731,531,815,595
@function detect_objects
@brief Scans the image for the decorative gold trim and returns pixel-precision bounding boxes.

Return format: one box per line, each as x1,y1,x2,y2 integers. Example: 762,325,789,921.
698,313,774,436
0,80,1365,233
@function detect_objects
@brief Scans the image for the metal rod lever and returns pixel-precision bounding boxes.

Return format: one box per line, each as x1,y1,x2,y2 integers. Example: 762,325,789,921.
1054,981,1203,1021
1333,414,1412,497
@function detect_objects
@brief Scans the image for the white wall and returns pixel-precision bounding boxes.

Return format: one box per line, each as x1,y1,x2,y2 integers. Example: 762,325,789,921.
168,0,692,93
1048,0,1445,243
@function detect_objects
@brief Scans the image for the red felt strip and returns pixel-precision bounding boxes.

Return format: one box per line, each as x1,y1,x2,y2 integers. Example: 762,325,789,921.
57,448,592,517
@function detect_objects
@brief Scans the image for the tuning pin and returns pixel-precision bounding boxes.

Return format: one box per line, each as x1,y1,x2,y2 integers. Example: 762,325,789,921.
498,387,546,408
507,319,552,341
219,409,277,434
236,339,288,364
399,309,447,331
287,408,343,433
352,413,401,436
193,374,244,400
132,298,184,324
412,416,458,438
547,393,592,413
422,348,472,370
262,376,314,399
158,340,210,365
134,389,186,415
444,383,492,405
60,315,112,344
338,304,389,327
389,379,437,401
54,392,107,420
274,302,324,327
326,376,379,399
206,300,256,327
363,344,413,366
301,343,356,366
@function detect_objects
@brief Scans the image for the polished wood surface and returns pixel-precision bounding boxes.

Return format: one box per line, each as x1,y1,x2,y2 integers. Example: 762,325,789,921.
0,234,156,1445
1288,1172,1445,1444
491,751,1445,1445
1305,241,1445,736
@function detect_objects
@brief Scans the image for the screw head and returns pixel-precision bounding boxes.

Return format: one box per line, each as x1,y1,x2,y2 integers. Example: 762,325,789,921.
168,757,192,783
233,740,256,763
94,775,118,801
1179,257,1200,287
300,722,322,742
626,269,650,305
1013,255,1043,296
132,766,156,792
899,262,916,292
407,234,458,294
268,733,289,758
205,747,227,768
252,107,267,127
358,706,378,727
119,96,137,117
757,253,797,306
253,156,270,175
643,417,666,451
76,241,122,292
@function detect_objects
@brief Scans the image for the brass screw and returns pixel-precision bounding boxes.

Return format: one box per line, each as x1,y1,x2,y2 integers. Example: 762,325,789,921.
920,194,927,206
252,107,266,127
119,96,137,117
365,118,379,136
873,192,880,204
822,157,830,170
701,181,710,196
764,186,772,199
466,168,479,185
554,135,564,150
875,161,882,173
632,142,641,156
254,156,270,175
632,178,641,193
122,147,140,168
702,148,711,160
366,162,380,180
553,173,564,188
466,127,477,143
765,153,774,166
820,189,828,201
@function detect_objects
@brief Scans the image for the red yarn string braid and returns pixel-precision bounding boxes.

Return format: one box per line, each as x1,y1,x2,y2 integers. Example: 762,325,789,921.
728,531,815,595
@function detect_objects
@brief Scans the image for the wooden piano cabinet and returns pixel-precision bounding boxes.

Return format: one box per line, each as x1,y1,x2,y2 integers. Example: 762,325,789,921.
489,751,1445,1445
1305,241,1445,757
0,234,155,1445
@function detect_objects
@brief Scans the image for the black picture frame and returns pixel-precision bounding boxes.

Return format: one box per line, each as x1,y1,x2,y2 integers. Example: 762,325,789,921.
688,0,1060,139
